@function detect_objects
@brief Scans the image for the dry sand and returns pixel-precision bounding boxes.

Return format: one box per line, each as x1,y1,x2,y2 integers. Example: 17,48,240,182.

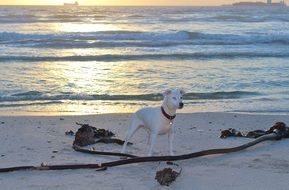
1,112,289,190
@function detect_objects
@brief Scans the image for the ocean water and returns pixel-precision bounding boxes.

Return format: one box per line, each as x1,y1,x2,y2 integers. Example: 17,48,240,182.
0,6,289,115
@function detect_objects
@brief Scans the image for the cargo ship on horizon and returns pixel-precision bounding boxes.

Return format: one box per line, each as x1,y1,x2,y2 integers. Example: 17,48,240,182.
232,0,286,6
63,1,79,6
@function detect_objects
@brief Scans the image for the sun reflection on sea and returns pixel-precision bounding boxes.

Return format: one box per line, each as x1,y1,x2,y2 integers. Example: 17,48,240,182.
55,23,121,33
37,61,151,114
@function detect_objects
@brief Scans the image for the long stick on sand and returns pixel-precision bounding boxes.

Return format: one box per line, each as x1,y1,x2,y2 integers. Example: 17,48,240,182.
0,133,280,173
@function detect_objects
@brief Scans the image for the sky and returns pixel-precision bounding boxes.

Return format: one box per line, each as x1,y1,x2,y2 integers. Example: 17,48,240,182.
0,0,273,6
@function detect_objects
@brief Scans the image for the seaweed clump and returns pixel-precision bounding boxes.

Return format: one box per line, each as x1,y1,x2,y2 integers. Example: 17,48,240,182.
155,168,181,186
220,122,289,139
73,123,115,147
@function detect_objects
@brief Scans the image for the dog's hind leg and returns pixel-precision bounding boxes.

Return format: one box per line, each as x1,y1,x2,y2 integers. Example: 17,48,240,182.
121,114,143,154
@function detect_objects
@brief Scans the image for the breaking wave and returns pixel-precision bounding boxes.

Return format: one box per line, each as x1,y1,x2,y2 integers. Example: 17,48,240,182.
2,31,289,49
0,91,260,103
1,52,288,62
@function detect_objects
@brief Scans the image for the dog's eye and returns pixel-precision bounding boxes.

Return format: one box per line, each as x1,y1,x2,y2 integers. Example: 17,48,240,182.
180,97,183,99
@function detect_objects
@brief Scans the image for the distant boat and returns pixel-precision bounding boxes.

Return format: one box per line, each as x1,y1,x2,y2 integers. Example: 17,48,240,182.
232,0,286,6
63,1,79,6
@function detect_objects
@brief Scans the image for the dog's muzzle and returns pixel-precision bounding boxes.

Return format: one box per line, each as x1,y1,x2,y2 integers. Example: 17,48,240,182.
178,102,184,109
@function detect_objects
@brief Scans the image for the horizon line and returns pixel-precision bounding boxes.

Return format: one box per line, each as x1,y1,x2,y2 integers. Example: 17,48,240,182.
0,4,221,6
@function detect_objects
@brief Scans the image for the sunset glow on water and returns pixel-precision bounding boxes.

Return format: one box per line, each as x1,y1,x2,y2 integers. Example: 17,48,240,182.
1,6,289,115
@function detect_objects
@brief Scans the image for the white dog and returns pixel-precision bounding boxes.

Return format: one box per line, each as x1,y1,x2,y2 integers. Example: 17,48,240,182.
121,89,185,156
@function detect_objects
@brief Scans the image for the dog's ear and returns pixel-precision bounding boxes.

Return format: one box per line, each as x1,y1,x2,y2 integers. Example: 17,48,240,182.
163,89,172,96
180,89,185,95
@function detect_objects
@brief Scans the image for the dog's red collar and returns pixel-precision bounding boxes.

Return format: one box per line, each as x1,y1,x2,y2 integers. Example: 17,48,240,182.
161,106,176,121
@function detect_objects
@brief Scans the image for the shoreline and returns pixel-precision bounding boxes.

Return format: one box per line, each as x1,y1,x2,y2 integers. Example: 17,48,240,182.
1,110,289,117
1,112,289,189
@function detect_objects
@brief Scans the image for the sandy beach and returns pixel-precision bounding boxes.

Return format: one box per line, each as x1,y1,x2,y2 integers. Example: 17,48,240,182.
1,112,289,190
1,3,289,190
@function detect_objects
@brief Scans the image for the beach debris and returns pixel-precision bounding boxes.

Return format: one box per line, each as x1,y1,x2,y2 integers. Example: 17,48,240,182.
73,123,119,147
73,123,96,147
266,122,289,140
1,122,4,124
94,138,131,145
95,167,108,171
65,130,74,136
72,123,133,157
0,129,285,173
1,155,5,157
93,128,114,138
52,150,58,153
60,118,64,121
220,122,289,139
73,145,136,158
155,168,181,186
220,128,243,138
76,122,115,138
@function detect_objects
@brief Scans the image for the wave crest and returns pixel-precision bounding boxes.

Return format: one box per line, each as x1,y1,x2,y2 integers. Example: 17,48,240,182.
1,52,288,62
1,31,289,49
0,91,260,102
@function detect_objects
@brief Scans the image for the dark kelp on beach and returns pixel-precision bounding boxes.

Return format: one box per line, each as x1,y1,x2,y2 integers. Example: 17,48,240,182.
1,122,289,186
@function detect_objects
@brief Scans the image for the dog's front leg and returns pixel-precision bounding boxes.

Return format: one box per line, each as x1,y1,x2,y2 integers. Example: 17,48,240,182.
147,132,150,145
148,132,158,156
168,127,174,155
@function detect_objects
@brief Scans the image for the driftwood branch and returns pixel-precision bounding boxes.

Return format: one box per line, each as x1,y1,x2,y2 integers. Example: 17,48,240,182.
0,133,280,173
73,145,137,158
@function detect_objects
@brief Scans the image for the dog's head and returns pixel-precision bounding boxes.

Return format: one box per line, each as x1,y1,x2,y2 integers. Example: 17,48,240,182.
163,88,185,110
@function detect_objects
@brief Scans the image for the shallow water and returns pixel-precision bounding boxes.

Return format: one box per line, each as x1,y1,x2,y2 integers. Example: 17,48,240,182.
0,6,289,115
